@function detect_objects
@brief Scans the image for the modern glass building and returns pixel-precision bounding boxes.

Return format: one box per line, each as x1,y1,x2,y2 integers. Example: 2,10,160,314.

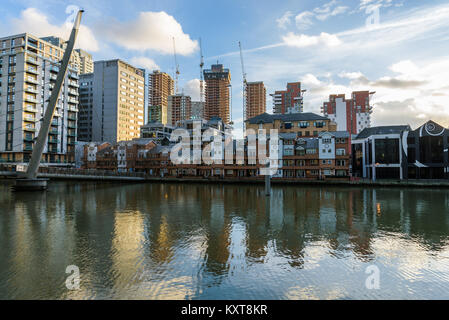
352,120,449,180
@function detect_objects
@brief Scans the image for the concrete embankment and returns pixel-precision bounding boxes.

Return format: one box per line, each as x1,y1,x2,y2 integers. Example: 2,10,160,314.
144,177,449,188
2,171,449,188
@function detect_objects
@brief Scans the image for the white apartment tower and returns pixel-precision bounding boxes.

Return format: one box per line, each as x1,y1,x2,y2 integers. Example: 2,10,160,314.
0,33,80,165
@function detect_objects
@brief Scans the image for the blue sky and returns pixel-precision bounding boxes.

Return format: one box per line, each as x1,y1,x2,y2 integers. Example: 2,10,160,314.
2,0,449,134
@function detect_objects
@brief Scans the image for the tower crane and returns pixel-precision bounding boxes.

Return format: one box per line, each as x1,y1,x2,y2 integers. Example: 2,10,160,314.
238,41,247,130
173,37,180,94
199,38,204,103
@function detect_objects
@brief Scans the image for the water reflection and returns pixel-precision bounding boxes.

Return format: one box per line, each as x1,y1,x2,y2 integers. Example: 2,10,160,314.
1,181,449,299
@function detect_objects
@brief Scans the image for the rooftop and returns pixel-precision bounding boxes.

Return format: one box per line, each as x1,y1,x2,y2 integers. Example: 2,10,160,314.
246,112,329,124
355,125,412,139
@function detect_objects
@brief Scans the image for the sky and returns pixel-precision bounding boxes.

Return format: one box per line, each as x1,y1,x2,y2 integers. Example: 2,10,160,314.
1,0,449,135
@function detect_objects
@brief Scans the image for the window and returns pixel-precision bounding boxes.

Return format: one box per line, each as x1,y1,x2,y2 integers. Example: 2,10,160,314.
299,121,309,128
336,148,346,156
375,139,400,164
323,138,332,144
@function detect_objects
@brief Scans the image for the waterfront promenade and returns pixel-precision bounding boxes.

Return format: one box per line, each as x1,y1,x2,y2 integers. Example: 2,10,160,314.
2,167,449,188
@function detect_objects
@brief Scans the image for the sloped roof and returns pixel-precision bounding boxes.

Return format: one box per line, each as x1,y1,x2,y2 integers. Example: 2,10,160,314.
355,125,411,139
413,120,448,137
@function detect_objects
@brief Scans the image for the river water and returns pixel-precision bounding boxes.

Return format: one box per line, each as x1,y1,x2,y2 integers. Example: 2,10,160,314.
1,180,449,299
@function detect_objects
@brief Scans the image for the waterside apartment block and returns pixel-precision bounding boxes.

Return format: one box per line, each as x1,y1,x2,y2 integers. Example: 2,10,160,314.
0,33,81,165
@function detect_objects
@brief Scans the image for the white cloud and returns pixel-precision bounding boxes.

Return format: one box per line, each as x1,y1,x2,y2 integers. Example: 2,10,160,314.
301,73,322,86
295,12,314,30
359,0,401,11
129,57,159,71
389,60,418,74
294,1,348,29
184,79,201,101
10,8,99,52
339,71,364,79
277,11,293,29
282,32,342,48
100,11,198,55
316,6,349,21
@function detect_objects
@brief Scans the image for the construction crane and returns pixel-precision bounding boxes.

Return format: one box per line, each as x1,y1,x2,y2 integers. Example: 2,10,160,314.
173,37,180,94
238,41,247,130
199,38,204,103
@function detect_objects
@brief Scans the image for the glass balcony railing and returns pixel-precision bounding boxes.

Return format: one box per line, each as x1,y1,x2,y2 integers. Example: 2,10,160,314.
25,77,39,85
26,56,39,65
24,116,36,122
25,86,38,94
24,106,37,112
26,67,39,75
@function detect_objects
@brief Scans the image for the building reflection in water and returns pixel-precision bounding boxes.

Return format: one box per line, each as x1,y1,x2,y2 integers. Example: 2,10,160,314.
1,181,449,299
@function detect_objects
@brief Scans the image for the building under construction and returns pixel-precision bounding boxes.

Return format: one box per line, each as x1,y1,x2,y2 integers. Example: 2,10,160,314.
148,70,174,125
246,81,266,119
167,94,192,126
204,64,231,124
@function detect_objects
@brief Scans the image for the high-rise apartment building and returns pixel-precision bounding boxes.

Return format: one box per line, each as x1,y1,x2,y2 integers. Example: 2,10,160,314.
246,81,266,119
78,59,145,143
75,49,94,74
148,70,174,125
167,94,192,126
204,64,231,124
40,36,94,75
322,91,374,135
271,82,304,114
0,33,80,164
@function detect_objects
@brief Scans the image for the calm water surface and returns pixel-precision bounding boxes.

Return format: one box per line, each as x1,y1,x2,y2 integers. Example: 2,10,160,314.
1,180,449,299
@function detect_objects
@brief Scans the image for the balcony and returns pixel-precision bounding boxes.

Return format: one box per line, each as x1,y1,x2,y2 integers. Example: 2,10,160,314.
24,126,36,132
24,145,33,152
50,74,57,81
68,98,79,104
68,106,79,112
24,136,34,142
25,77,39,85
68,89,78,96
26,56,39,65
26,67,39,75
49,129,59,135
25,86,38,94
50,66,60,73
68,123,77,129
68,81,79,88
24,96,38,104
68,132,77,137
48,139,59,144
24,105,37,112
68,115,77,120
24,116,36,122
69,73,79,80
